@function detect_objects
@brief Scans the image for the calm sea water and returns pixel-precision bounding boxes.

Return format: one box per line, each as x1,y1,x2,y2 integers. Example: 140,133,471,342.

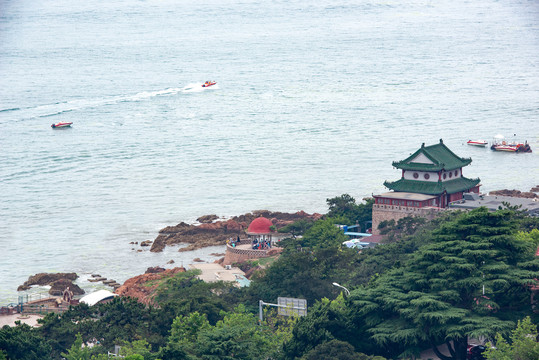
1,0,538,304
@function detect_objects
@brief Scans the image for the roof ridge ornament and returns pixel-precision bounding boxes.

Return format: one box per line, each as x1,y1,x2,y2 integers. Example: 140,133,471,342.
440,138,443,144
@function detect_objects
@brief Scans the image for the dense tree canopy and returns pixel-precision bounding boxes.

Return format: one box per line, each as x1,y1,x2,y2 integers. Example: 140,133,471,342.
350,208,539,360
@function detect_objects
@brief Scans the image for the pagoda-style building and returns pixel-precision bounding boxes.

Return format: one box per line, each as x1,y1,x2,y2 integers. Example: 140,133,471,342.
371,139,480,235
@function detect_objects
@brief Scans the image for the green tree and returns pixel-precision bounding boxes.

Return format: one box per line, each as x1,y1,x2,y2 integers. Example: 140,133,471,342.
168,305,290,360
278,219,314,238
169,312,210,347
326,194,373,231
484,317,539,360
301,339,386,360
61,333,92,360
300,217,348,250
351,208,539,360
0,323,52,360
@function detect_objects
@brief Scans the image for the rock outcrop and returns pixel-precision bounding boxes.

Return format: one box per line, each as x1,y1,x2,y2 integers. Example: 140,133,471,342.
49,279,84,296
17,272,78,291
489,189,538,199
115,267,186,305
151,210,322,253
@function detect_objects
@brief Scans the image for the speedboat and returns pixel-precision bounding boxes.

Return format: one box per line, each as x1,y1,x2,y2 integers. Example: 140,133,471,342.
467,140,488,147
51,122,73,129
202,81,216,88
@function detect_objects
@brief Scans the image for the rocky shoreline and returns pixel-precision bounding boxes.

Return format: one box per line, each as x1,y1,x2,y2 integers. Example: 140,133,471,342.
148,210,322,253
16,190,536,301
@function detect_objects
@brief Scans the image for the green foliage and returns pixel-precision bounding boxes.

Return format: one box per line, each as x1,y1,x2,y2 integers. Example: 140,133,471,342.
300,217,348,250
351,208,539,360
169,312,211,346
118,339,155,360
61,333,92,360
326,194,373,231
164,305,294,360
278,219,314,237
154,269,240,325
0,323,52,360
484,317,539,360
300,339,385,360
248,245,361,305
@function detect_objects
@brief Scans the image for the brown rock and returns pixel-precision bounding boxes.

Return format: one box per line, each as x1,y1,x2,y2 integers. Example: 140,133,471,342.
225,219,242,231
531,185,539,192
167,259,175,264
114,267,186,305
150,234,167,252
145,266,166,274
17,272,78,291
197,214,219,223
193,258,204,262
49,279,84,296
140,240,152,247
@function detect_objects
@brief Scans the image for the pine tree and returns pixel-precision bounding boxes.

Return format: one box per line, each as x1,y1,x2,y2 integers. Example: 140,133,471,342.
351,208,539,360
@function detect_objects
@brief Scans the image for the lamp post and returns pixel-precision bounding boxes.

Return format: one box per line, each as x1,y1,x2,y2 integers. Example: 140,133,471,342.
332,282,350,296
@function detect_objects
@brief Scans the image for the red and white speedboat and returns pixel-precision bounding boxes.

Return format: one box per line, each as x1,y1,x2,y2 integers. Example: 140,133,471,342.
202,81,216,88
51,122,73,129
467,140,488,147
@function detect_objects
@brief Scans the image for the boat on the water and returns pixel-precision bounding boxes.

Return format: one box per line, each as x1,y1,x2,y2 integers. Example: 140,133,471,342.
467,140,488,147
490,136,532,153
202,81,216,88
51,122,73,129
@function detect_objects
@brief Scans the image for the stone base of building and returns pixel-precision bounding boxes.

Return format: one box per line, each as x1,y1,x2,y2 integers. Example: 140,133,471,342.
223,243,282,265
371,204,445,235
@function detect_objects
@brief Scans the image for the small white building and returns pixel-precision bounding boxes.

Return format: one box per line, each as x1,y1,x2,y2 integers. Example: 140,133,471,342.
79,290,118,306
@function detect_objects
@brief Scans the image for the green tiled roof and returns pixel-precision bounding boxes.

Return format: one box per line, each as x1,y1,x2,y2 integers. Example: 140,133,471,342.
393,139,472,171
384,177,481,195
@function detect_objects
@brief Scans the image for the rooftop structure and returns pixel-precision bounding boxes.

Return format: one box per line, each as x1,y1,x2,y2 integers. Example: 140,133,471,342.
79,290,118,306
372,140,481,234
449,193,539,216
381,139,481,208
247,217,273,234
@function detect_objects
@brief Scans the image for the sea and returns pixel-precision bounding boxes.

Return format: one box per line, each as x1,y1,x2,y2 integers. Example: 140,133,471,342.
1,0,538,304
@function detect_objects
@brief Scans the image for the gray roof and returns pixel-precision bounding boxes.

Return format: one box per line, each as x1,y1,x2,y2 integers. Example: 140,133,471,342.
448,194,539,216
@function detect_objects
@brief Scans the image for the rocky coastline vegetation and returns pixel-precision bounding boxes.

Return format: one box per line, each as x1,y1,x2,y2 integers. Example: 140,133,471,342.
148,210,322,253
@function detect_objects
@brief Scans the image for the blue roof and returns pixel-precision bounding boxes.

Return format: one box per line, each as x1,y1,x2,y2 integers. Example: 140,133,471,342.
344,232,372,237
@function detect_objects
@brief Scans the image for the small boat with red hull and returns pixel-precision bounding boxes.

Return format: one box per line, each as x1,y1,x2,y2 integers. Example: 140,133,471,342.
202,81,216,88
51,122,73,129
490,136,532,153
467,140,488,147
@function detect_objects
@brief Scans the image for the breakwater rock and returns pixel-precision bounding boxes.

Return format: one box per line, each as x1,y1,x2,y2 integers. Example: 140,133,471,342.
151,210,322,253
115,266,186,305
17,272,84,296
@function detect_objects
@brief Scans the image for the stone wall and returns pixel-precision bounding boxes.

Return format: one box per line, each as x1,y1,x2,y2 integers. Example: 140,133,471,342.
223,244,280,265
372,204,444,235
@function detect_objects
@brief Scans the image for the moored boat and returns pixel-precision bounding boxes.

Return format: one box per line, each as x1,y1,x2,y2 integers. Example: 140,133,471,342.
490,137,532,153
467,140,488,147
51,122,73,129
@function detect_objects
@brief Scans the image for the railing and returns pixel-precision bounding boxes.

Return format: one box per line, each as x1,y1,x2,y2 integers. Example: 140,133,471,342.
21,304,69,315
